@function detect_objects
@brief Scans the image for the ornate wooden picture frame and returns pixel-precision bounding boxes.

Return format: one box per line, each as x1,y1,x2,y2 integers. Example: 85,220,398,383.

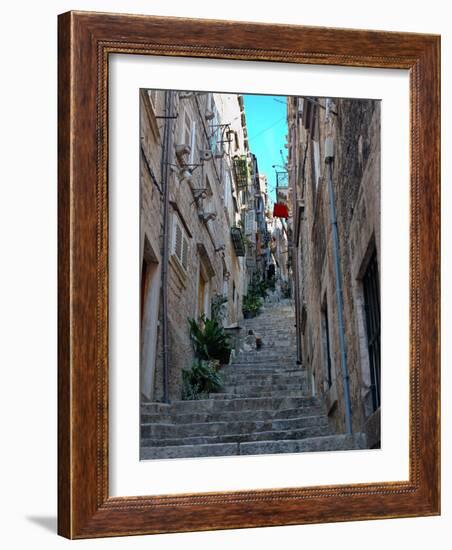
58,11,440,539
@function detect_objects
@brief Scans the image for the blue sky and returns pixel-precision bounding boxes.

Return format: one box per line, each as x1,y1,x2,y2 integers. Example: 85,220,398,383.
243,94,288,204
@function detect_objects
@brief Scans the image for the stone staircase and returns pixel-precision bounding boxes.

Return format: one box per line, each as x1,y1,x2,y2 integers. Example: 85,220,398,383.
141,299,366,459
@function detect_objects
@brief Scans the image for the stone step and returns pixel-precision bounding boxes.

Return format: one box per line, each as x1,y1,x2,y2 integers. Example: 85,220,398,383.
141,414,327,438
242,327,295,335
244,336,296,340
249,323,294,326
222,372,306,385
141,424,331,448
231,356,297,365
228,361,298,369
141,404,324,425
234,353,296,359
233,350,296,361
245,313,294,319
244,326,294,330
243,322,294,326
141,442,240,459
239,433,368,455
221,383,306,396
141,396,319,415
141,433,367,460
209,389,309,399
223,377,306,386
223,366,303,374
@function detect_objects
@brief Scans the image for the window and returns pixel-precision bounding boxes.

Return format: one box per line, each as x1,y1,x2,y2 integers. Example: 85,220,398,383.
172,214,189,271
321,298,333,388
363,249,381,411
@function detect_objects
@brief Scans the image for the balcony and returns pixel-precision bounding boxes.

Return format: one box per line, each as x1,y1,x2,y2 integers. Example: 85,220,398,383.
230,226,246,256
233,156,250,191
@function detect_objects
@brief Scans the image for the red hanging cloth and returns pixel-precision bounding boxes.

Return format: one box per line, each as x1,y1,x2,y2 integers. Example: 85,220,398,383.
273,202,289,219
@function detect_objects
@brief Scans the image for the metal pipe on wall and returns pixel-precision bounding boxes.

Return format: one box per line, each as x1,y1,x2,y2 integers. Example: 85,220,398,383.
160,90,174,403
325,139,353,434
289,114,303,365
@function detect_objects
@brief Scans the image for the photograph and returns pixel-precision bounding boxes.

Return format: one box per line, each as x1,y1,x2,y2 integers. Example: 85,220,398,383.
139,89,381,460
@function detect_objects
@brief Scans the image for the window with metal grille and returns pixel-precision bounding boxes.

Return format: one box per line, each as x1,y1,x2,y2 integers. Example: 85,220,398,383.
363,249,381,411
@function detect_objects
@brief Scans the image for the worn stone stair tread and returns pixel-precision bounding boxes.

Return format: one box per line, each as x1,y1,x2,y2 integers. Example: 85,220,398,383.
141,414,327,438
223,366,302,373
222,383,305,393
141,425,331,448
209,390,310,399
223,369,305,376
222,376,307,385
142,396,319,414
239,433,368,455
141,429,331,448
223,370,305,378
140,434,367,459
141,405,324,424
141,442,240,459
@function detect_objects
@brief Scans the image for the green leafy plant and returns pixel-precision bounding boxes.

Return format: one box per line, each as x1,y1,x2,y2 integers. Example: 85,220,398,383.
242,274,271,317
188,315,232,364
182,360,224,400
242,293,263,318
249,273,272,299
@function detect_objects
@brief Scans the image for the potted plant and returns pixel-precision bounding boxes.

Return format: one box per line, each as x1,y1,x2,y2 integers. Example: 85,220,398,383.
242,293,262,318
188,315,232,365
181,359,224,400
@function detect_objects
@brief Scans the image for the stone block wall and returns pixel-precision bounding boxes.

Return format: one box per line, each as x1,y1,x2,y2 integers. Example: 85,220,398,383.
289,96,381,446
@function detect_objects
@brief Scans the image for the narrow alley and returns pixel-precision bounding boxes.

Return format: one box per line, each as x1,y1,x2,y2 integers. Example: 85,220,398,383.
140,90,380,459
141,297,366,459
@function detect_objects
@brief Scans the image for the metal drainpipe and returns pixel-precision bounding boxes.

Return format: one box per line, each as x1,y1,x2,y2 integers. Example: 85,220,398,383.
325,148,353,434
160,90,174,403
290,121,302,365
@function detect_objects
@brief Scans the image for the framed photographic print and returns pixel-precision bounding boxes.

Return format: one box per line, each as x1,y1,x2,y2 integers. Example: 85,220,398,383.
58,11,440,539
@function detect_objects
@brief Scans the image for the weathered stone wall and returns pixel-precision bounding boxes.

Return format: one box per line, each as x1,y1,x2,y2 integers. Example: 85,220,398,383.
288,96,381,446
140,90,165,401
140,91,249,403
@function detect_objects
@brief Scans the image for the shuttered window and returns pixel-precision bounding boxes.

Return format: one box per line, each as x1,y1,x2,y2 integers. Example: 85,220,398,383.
172,214,189,271
181,238,188,270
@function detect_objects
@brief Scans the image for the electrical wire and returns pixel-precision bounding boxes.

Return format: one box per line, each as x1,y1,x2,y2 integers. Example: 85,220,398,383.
248,115,287,141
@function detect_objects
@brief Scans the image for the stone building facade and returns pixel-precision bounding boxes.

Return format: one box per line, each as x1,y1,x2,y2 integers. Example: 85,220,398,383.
140,89,265,403
287,96,381,447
